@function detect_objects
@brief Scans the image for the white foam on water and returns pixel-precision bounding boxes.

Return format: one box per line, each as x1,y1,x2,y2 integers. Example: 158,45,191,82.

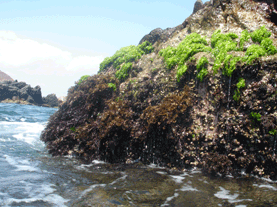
161,192,179,207
110,172,128,185
0,137,12,143
156,171,167,175
4,155,40,172
253,184,277,191
12,122,45,146
147,163,165,169
214,187,252,204
0,121,45,146
179,184,199,192
92,160,106,164
170,172,189,184
259,176,277,183
20,118,26,122
170,175,186,184
2,183,68,207
79,184,106,198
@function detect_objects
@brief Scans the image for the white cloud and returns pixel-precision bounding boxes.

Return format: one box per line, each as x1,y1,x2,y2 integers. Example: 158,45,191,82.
0,31,72,67
66,55,104,73
0,30,105,97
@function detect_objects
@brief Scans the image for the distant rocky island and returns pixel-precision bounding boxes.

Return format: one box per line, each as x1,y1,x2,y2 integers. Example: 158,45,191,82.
41,0,277,180
0,70,13,82
0,70,61,107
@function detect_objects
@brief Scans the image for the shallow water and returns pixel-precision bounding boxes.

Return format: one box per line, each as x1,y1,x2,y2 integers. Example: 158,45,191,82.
0,103,276,207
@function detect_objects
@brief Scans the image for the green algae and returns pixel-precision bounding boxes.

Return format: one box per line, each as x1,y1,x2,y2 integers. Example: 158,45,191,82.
99,41,153,82
159,26,277,81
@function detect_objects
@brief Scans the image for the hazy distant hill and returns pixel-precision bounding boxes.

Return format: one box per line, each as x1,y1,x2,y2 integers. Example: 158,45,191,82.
0,70,13,82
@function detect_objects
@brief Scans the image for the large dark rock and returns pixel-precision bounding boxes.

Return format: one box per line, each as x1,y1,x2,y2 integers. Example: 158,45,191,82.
41,0,277,180
19,85,32,100
139,25,184,46
43,94,59,107
30,86,43,104
193,0,204,14
0,80,44,106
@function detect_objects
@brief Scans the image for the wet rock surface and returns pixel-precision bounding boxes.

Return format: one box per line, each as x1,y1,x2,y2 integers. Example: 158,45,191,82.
41,0,277,179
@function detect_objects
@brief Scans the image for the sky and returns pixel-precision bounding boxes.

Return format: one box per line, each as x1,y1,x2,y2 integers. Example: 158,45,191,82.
0,0,210,98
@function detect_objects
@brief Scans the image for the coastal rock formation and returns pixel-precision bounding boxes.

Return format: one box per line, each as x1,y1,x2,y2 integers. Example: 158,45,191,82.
0,80,43,105
43,94,60,107
193,0,204,14
41,0,277,179
0,70,13,82
0,80,59,107
138,26,185,46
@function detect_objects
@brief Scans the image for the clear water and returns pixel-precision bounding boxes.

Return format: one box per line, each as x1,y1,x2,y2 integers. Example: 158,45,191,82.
0,103,277,207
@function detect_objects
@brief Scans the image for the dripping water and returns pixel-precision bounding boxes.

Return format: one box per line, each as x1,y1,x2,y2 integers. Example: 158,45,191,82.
226,76,232,151
227,76,231,109
273,134,277,155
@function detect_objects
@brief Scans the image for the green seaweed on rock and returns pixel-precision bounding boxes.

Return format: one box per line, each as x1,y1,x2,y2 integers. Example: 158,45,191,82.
99,41,153,76
78,75,90,85
196,56,209,82
159,33,211,71
233,78,245,102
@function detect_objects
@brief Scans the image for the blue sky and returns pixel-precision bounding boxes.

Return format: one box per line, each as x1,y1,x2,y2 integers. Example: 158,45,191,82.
0,0,209,97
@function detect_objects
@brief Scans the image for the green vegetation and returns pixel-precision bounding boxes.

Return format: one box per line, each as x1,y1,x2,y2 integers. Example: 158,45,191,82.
196,56,209,82
250,25,271,44
115,62,132,81
239,30,251,51
70,126,76,132
99,41,154,81
269,129,277,136
159,33,211,72
211,30,239,75
233,78,245,102
78,75,90,85
176,65,188,82
159,26,277,81
250,112,261,124
108,83,116,91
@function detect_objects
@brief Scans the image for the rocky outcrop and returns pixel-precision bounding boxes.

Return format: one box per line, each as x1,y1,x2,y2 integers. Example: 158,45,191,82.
43,94,59,107
0,70,13,82
41,0,277,180
138,25,184,46
193,0,204,13
0,80,58,107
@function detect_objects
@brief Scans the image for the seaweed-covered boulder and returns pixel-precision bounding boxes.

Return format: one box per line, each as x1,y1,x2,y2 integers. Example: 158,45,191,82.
41,0,277,180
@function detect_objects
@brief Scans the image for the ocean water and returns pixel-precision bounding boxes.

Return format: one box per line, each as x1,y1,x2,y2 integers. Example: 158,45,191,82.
0,102,277,207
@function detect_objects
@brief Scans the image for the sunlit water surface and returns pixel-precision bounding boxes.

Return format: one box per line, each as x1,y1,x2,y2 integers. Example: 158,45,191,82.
0,103,276,207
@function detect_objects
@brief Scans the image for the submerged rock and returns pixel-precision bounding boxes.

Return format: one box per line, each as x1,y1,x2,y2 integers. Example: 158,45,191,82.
41,0,277,180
